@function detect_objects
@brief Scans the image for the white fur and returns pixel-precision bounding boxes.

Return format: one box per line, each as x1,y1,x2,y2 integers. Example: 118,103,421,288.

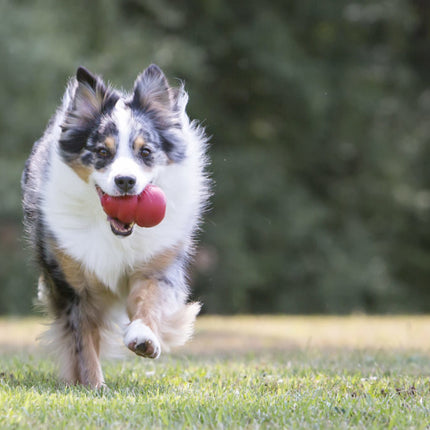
114,99,131,145
123,319,161,358
41,97,207,292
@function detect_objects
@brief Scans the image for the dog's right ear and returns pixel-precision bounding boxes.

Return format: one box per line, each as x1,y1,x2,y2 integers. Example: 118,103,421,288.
72,66,118,121
76,66,98,90
60,67,119,158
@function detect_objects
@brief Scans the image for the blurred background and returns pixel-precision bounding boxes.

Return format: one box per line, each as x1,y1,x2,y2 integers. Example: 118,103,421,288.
1,0,430,315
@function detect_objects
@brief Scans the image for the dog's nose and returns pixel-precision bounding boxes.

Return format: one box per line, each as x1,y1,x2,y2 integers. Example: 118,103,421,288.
115,175,136,193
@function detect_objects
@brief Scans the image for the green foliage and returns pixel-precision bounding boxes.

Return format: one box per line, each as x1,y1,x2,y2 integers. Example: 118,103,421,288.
1,0,430,313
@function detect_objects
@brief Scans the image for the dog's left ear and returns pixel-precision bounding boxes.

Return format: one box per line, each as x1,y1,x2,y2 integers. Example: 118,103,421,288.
132,64,174,112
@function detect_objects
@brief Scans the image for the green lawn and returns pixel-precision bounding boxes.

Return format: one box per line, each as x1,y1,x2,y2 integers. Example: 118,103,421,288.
1,316,430,429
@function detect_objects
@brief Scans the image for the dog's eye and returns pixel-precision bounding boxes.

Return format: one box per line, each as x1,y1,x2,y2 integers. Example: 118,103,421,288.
96,147,110,158
140,147,151,158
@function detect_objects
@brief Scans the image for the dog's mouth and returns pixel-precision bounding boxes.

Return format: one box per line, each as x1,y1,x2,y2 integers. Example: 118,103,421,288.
108,217,135,237
96,186,135,237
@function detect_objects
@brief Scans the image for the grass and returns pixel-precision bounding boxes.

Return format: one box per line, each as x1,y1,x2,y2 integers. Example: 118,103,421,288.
1,316,430,429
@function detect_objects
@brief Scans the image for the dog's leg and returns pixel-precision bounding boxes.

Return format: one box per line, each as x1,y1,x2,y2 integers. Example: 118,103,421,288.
124,277,200,359
68,302,104,388
39,270,105,388
124,279,162,358
44,300,104,388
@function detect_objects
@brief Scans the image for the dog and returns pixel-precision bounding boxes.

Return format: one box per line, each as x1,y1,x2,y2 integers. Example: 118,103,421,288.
22,65,209,388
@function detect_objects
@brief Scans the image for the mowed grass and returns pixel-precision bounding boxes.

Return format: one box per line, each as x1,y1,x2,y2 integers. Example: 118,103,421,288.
1,316,430,429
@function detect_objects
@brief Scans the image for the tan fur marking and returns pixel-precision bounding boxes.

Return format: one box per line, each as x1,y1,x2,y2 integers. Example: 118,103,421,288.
130,246,180,281
70,161,92,183
133,135,146,152
127,279,159,324
105,136,116,152
79,327,103,387
52,246,116,302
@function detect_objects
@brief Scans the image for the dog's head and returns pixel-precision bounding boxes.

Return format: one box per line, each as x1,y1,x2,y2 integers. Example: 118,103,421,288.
59,65,188,236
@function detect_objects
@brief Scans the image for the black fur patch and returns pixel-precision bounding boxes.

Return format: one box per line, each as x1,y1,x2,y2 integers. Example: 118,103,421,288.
94,157,113,170
80,151,93,166
160,129,186,162
36,222,80,316
60,125,97,161
59,68,119,162
77,66,97,90
99,121,118,138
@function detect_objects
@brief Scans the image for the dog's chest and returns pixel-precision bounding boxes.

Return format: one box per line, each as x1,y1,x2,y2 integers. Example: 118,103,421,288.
57,222,155,291
43,197,167,292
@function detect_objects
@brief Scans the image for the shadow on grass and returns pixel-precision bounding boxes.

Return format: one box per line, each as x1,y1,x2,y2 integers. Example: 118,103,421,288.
0,368,67,392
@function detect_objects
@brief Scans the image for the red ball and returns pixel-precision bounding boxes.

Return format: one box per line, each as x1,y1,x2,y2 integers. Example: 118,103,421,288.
101,194,137,224
135,185,167,228
100,185,166,228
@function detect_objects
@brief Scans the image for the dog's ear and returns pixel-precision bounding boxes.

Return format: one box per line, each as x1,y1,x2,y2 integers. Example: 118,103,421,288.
76,66,98,90
132,64,174,112
60,67,119,158
72,66,117,120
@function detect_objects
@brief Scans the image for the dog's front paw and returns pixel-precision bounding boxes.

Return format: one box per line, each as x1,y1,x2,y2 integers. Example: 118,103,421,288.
124,319,161,359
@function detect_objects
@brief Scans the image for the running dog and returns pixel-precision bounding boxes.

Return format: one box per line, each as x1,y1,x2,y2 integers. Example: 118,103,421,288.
22,65,209,388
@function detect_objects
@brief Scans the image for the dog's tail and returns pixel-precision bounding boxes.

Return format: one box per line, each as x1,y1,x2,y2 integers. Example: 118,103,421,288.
158,301,202,351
